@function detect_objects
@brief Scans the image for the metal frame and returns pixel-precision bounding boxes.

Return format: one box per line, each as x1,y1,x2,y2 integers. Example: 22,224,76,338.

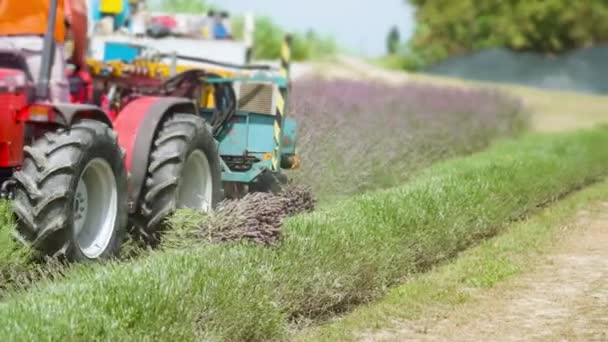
90,35,297,187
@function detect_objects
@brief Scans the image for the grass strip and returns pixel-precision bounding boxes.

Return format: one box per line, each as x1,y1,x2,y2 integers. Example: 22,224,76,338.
0,201,38,292
1,128,608,340
297,178,608,341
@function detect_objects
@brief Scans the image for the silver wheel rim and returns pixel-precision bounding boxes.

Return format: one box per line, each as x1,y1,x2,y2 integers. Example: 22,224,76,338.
73,158,118,259
176,150,213,212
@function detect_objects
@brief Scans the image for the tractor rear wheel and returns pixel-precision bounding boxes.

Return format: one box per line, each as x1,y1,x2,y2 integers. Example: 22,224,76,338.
135,114,222,242
12,120,128,261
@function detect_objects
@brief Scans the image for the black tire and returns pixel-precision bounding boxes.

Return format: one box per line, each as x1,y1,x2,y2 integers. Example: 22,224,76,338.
134,113,223,241
12,120,128,262
249,171,289,194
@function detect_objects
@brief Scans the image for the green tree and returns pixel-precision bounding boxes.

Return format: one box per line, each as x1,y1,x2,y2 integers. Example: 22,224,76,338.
406,0,608,67
233,16,337,61
160,0,209,13
386,25,400,54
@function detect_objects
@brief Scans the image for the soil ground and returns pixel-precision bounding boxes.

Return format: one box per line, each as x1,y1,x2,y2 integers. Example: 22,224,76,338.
359,203,608,342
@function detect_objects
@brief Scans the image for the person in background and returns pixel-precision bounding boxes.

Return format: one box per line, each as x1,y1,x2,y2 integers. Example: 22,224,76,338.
128,0,138,14
0,0,89,102
201,9,215,39
220,11,232,39
114,0,131,32
213,11,228,40
130,1,148,38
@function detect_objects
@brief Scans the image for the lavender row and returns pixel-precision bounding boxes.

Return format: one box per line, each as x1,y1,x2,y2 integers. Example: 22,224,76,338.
286,77,528,201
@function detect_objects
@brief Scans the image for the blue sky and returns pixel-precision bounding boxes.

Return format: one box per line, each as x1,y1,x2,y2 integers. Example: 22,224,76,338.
215,0,416,57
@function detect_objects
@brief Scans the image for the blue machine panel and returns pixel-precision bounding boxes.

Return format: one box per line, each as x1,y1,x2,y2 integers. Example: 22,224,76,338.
217,112,276,156
282,118,297,155
247,114,276,154
103,42,142,62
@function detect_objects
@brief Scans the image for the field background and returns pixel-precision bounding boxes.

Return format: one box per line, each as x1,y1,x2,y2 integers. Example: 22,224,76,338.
289,57,608,341
3,7,608,334
291,56,608,134
0,55,607,340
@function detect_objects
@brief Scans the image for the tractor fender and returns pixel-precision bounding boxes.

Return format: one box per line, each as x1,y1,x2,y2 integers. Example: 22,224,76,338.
113,96,197,212
51,104,114,128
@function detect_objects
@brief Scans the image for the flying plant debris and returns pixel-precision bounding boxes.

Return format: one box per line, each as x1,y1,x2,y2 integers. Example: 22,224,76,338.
167,185,316,247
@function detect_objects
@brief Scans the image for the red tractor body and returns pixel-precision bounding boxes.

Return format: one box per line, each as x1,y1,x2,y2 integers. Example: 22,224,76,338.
0,50,222,262
0,0,202,262
0,0,277,262
0,69,27,168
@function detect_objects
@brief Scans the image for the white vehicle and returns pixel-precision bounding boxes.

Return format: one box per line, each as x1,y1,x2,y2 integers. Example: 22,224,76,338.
88,8,256,67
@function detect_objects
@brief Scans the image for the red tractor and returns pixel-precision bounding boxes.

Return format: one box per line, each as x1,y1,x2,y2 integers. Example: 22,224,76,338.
0,0,222,261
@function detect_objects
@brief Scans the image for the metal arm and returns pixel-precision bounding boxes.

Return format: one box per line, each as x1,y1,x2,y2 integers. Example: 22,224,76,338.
36,0,60,101
159,52,277,71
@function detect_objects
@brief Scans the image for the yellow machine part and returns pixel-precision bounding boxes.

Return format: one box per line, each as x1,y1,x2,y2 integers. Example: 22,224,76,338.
87,59,243,79
200,84,216,108
100,0,124,14
87,59,244,109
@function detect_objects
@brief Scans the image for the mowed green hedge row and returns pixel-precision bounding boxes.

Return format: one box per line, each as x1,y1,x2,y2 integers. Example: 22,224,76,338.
1,128,608,340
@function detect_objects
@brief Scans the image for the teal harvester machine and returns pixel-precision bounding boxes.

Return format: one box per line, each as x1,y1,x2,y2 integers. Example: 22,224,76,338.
87,35,300,201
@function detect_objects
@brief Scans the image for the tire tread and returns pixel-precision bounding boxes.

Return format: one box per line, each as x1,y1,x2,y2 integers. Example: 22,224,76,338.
11,120,127,260
134,113,222,240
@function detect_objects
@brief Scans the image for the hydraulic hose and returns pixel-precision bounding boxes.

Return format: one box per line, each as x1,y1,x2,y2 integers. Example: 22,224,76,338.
160,70,237,137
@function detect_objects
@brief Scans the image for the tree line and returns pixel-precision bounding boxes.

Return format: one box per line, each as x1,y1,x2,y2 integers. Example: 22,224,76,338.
402,0,608,68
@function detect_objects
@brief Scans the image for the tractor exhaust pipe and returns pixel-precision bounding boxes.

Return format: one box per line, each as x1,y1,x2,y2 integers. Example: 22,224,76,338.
36,0,60,102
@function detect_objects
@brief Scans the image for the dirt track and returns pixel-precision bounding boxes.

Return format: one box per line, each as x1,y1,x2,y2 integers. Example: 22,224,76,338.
361,203,608,342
